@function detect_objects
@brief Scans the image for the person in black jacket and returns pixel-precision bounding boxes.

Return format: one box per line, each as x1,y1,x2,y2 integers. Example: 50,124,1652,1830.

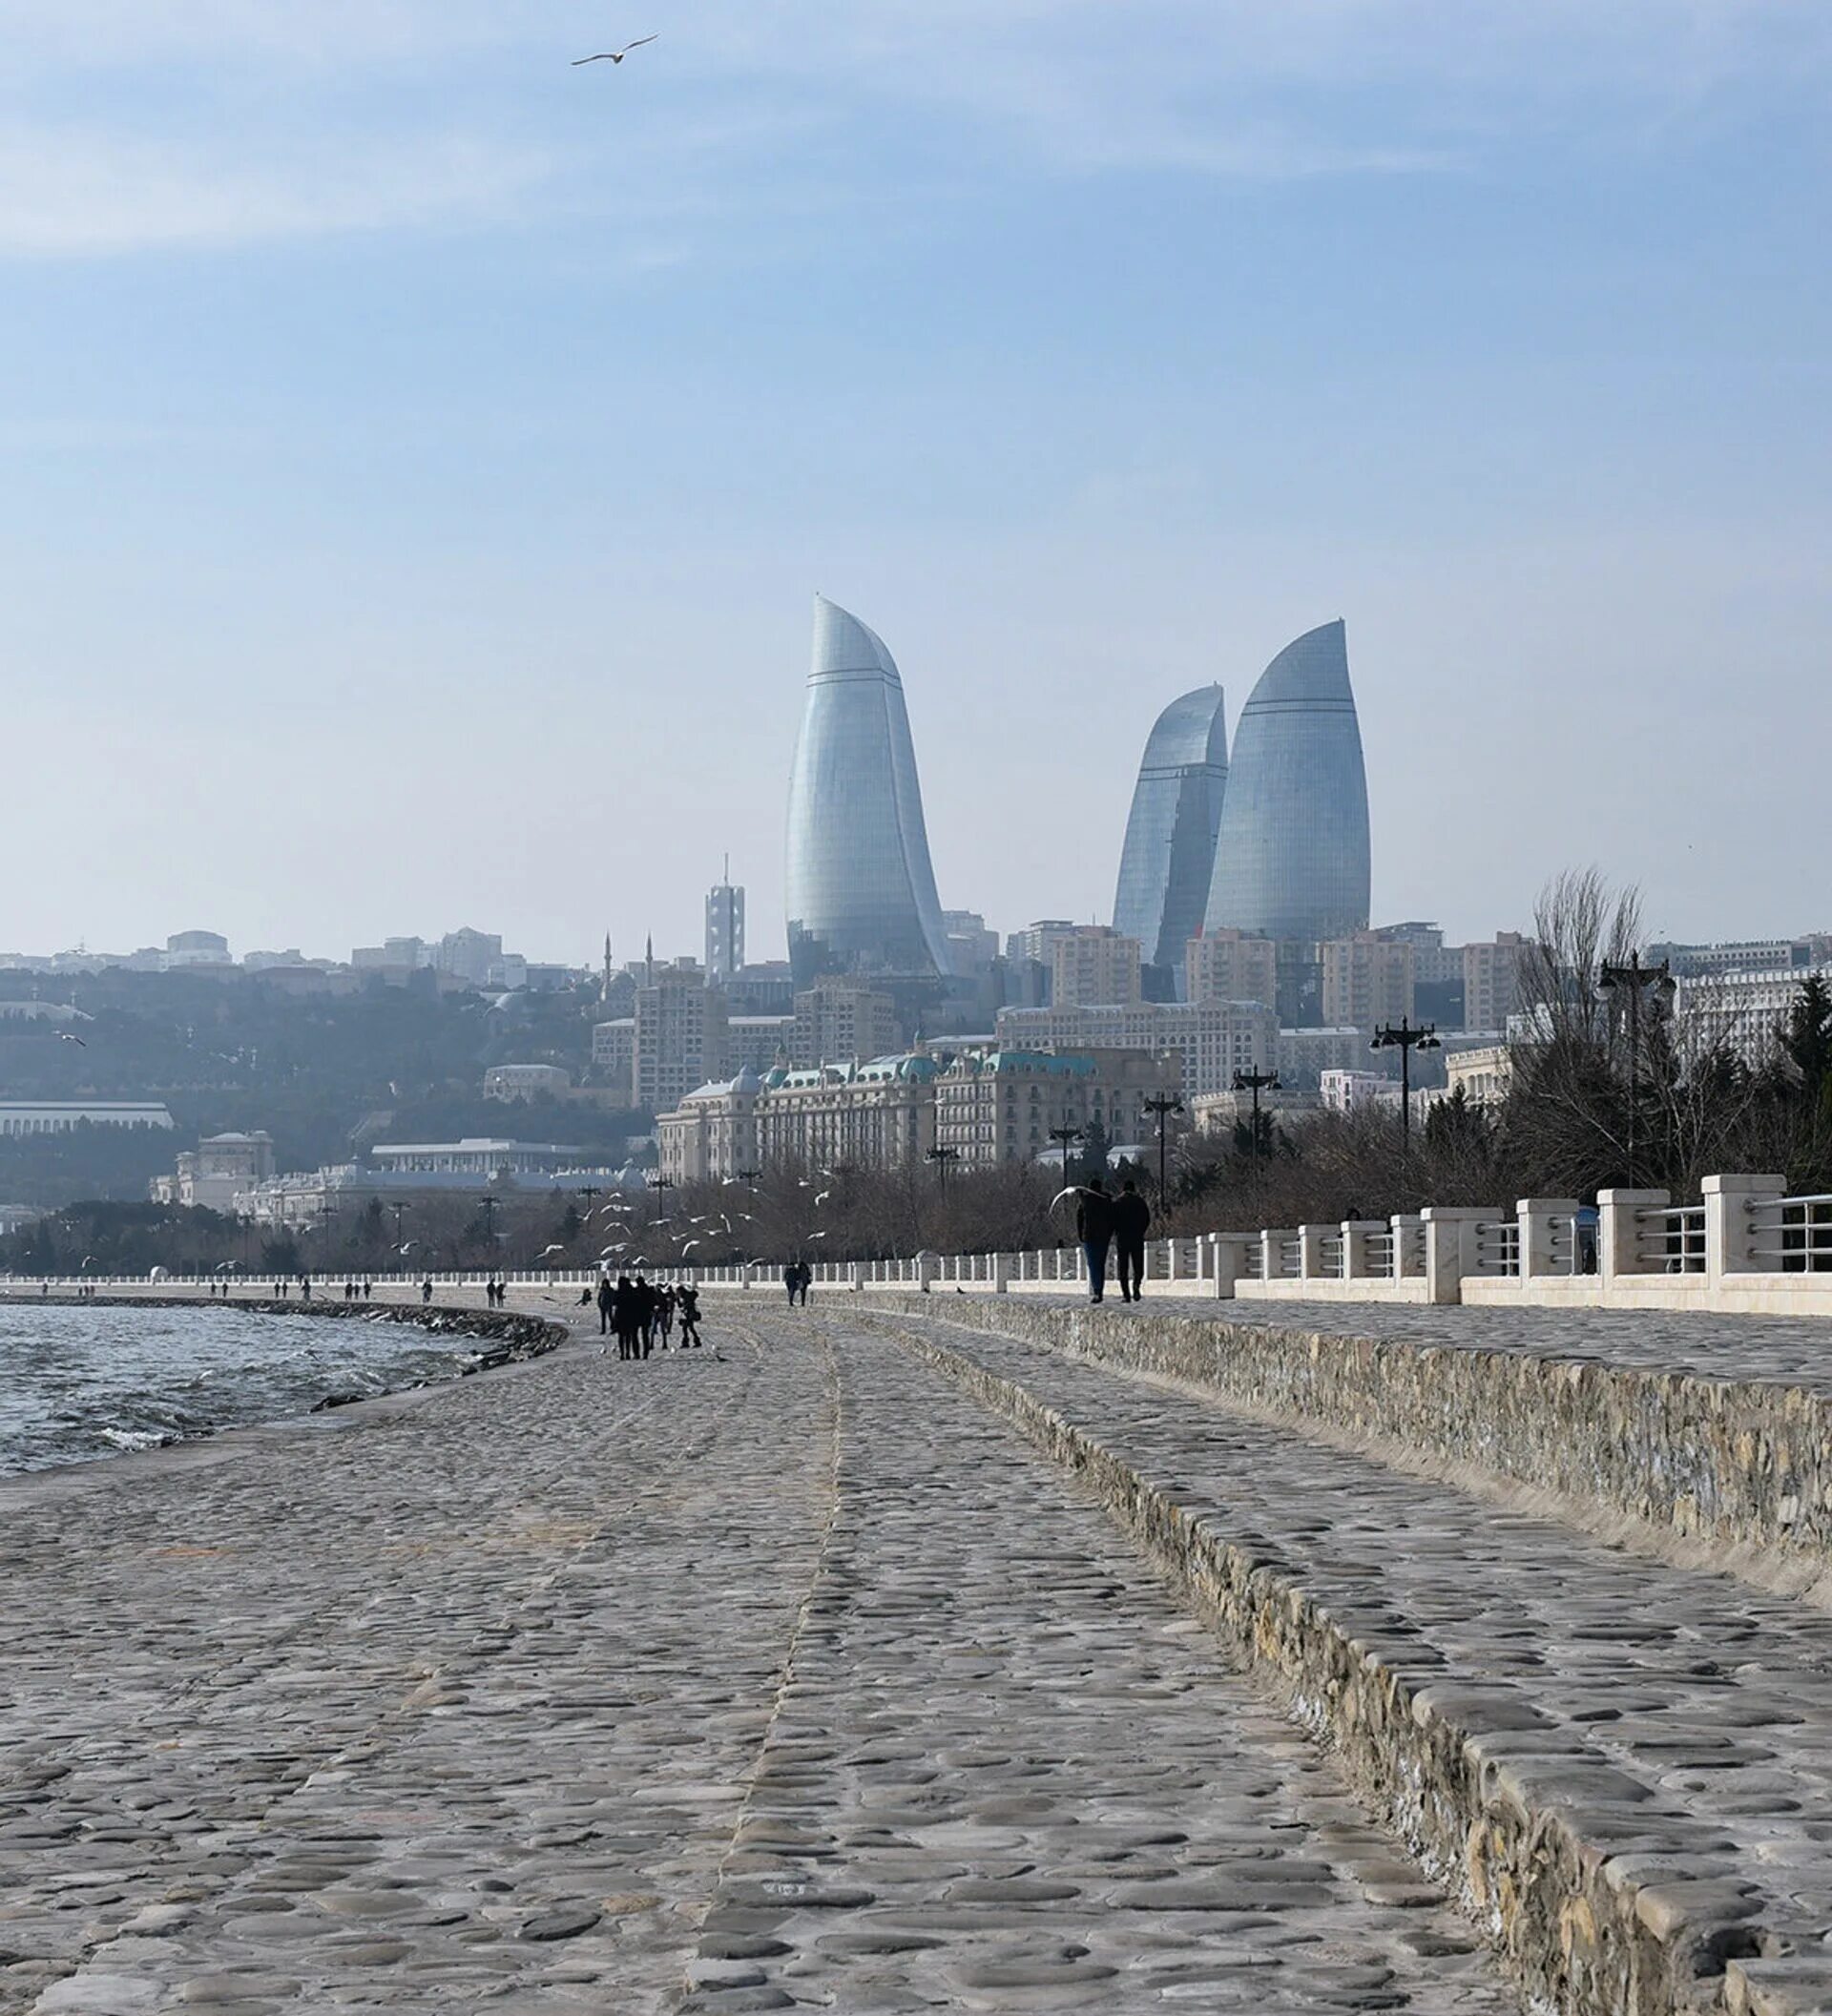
1113,1178,1152,1302
1075,1180,1116,1304
595,1273,614,1340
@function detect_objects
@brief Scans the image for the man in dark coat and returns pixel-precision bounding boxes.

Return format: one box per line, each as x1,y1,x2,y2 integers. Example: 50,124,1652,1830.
1075,1180,1116,1305
611,1274,638,1360
595,1273,614,1339
634,1275,658,1358
1113,1178,1152,1302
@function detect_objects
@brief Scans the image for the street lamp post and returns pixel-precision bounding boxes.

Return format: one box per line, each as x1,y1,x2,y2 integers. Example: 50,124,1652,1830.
1048,1125,1084,1195
1231,1070,1281,1161
1369,1019,1442,1167
925,1146,960,1187
1143,1093,1184,1200
1597,952,1676,1188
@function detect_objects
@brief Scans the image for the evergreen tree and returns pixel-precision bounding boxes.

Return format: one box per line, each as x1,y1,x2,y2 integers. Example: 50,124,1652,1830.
1781,975,1832,1102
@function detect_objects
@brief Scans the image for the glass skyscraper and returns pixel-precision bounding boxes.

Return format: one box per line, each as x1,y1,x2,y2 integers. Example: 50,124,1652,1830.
1203,620,1370,943
1113,684,1229,999
785,594,951,979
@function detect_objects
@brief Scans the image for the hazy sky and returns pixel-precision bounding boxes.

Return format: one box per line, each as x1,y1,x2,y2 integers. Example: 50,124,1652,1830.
2,2,1827,966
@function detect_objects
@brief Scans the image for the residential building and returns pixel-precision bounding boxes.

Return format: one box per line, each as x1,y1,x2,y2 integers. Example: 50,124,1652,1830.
0,1101,175,1136
705,870,745,982
1114,684,1229,999
634,966,729,1115
994,998,1274,1098
727,1014,796,1073
483,1064,572,1103
436,927,503,987
791,981,901,1068
1321,931,1415,1031
1005,920,1078,968
1185,929,1278,1010
1050,926,1143,1009
1204,620,1371,943
656,1055,939,1183
592,1018,636,1103
1463,932,1529,1033
933,1048,1178,1170
942,910,1001,980
1652,936,1832,979
784,594,950,979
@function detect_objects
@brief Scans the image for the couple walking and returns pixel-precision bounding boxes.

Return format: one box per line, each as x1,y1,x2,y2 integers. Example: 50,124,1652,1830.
1072,1177,1153,1305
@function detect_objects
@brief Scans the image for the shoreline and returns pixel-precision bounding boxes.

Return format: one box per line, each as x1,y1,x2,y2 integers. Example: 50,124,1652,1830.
0,1296,573,1502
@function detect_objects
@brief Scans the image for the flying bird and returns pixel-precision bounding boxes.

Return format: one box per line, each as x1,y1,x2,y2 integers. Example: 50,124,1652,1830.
814,1190,833,1206
681,1238,701,1252
539,1243,567,1257
573,34,657,66
58,1031,87,1047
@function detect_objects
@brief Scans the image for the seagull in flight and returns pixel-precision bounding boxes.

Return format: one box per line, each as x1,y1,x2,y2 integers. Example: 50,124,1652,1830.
58,1031,87,1047
573,34,657,66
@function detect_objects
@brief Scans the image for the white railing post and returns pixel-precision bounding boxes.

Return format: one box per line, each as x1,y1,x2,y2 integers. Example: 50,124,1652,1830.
1518,1197,1579,1278
1598,1187,1666,1285
1208,1232,1246,1299
1260,1229,1287,1280
1298,1224,1329,1280
1342,1220,1384,1279
992,1252,1010,1295
1705,1173,1782,1286
1422,1206,1492,1305
1390,1214,1424,1279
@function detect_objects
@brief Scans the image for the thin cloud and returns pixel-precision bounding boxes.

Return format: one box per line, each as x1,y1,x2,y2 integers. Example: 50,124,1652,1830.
0,125,549,256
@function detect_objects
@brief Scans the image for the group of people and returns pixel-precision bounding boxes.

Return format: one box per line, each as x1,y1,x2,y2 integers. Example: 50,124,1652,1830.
1072,1177,1154,1304
593,1275,702,1359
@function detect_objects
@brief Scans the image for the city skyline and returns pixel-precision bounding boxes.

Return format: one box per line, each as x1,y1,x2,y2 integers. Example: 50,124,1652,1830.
3,8,1829,958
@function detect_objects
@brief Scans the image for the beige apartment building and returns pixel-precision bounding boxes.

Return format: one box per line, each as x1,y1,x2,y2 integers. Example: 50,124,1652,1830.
634,965,729,1115
789,981,901,1069
1050,925,1142,1008
1320,932,1415,1031
657,1056,939,1184
995,998,1274,1099
932,1048,1176,1170
1185,928,1278,1008
1463,932,1528,1033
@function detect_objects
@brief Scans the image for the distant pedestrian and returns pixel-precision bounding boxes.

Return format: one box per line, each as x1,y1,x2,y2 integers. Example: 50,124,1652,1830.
595,1274,614,1339
782,1262,800,1306
611,1274,638,1360
421,1277,433,1304
1075,1181,1115,1305
657,1284,677,1348
363,1280,372,1300
1113,1179,1152,1303
678,1284,702,1347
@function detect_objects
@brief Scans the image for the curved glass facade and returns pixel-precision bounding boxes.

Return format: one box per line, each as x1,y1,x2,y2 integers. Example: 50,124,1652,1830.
1113,684,1228,997
785,595,951,978
1203,620,1370,943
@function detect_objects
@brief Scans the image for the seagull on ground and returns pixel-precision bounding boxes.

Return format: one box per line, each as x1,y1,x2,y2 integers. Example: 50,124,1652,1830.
573,35,657,65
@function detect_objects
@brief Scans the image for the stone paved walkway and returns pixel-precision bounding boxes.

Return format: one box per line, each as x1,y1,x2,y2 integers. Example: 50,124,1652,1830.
875,1304,1832,1975
0,1309,1523,2013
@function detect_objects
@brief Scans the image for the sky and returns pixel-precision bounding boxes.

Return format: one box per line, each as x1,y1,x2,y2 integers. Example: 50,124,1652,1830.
1,1,1828,966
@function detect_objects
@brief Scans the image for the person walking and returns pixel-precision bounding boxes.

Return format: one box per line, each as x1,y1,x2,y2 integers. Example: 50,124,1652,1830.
782,1261,800,1306
634,1275,657,1359
658,1283,677,1348
1113,1178,1152,1303
611,1274,637,1361
677,1284,702,1347
420,1277,432,1305
1075,1180,1116,1305
595,1273,614,1341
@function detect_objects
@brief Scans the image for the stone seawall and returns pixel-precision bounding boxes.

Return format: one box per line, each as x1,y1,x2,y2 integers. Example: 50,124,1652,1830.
867,1293,1832,1579
891,1319,1783,2016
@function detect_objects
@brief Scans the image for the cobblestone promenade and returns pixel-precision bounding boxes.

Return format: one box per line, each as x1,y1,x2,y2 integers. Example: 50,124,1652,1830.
0,1308,1528,2015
